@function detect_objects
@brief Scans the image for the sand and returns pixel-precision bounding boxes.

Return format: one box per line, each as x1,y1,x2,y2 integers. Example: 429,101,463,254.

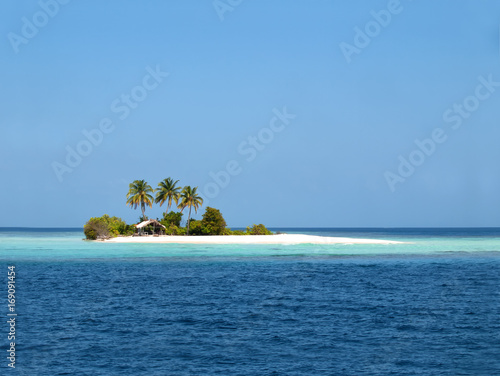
103,234,403,245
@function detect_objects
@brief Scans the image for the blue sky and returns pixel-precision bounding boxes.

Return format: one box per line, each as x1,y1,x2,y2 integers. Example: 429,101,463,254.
1,0,500,228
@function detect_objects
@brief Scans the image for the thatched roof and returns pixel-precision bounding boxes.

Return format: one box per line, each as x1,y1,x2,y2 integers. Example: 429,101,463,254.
135,219,166,229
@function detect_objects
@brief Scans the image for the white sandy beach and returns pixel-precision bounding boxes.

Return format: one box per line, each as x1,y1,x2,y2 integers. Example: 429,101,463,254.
104,234,403,245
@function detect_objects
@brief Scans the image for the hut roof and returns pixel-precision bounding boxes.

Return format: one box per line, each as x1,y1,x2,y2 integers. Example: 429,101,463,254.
135,219,166,229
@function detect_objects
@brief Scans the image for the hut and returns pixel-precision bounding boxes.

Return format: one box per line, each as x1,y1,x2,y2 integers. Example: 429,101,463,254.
134,219,166,236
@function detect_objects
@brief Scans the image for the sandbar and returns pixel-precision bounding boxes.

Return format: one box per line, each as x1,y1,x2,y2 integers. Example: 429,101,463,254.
103,234,404,245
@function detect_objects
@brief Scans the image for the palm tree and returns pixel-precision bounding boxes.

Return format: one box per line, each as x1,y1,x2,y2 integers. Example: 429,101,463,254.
155,178,181,216
177,186,203,235
126,180,154,220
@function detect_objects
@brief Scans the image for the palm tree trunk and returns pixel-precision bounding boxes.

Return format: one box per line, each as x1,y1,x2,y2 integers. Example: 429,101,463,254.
186,205,192,235
141,203,145,220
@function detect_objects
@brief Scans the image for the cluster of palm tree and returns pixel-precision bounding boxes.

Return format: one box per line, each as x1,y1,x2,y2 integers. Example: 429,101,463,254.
126,178,203,235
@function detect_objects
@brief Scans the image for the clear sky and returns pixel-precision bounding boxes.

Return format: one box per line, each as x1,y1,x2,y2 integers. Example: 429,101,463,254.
2,0,500,228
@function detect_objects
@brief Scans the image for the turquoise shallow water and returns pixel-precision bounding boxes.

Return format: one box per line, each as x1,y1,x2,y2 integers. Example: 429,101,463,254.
1,228,500,375
2,228,500,260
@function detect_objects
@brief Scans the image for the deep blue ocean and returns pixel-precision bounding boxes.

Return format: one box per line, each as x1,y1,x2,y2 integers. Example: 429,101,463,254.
1,228,500,375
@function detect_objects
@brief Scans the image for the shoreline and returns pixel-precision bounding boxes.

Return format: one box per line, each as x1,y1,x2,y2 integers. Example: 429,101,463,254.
103,233,405,245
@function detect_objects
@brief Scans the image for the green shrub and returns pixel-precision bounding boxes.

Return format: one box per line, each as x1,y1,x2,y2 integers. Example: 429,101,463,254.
108,216,134,237
201,207,226,235
231,229,246,235
84,215,132,240
163,224,182,235
164,224,175,235
188,220,204,235
175,226,187,236
246,224,273,235
161,211,183,227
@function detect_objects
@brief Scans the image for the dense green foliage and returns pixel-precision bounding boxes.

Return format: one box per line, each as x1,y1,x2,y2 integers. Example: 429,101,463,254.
187,220,204,235
246,224,273,235
84,215,134,240
201,207,226,235
230,230,247,235
221,228,245,235
165,224,186,235
160,211,183,227
181,209,274,236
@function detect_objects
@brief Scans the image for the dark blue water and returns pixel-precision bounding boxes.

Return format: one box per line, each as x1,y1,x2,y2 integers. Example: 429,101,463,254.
1,258,498,375
2,228,500,375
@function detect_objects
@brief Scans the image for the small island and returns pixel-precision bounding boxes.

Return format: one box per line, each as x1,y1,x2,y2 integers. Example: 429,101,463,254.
84,178,403,245
84,178,273,240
